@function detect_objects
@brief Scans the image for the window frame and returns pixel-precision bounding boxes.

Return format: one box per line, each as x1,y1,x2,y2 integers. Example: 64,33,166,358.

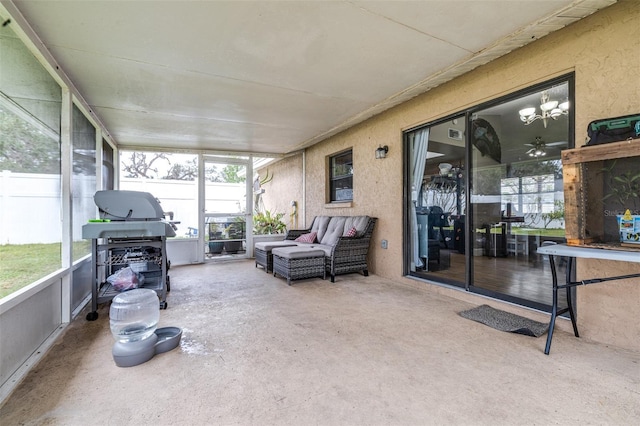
327,148,354,203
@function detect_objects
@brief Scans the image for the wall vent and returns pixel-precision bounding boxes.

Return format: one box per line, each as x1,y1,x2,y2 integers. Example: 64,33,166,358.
448,128,462,140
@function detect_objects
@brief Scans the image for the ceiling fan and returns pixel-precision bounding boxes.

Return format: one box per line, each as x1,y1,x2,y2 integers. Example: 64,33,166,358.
525,137,567,158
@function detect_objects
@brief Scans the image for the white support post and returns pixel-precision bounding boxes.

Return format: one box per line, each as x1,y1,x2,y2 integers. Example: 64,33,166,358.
60,88,73,323
246,155,254,257
197,154,205,263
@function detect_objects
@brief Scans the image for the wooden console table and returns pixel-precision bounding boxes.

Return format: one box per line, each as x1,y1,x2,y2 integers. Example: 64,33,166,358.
536,243,640,355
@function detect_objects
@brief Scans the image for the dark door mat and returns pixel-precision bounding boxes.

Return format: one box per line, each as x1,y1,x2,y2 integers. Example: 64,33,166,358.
459,304,549,337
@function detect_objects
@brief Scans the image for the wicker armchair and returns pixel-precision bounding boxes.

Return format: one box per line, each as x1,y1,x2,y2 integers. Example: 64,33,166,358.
285,216,377,282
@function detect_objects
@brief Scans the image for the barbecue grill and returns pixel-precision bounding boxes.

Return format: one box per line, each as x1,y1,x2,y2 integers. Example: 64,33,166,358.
82,190,176,321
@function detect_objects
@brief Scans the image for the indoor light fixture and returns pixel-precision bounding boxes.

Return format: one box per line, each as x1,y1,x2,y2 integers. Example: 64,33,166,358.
375,145,389,159
528,146,546,158
519,91,569,128
526,137,547,158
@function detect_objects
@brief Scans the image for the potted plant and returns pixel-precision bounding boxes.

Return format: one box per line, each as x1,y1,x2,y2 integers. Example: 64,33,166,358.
253,210,287,235
603,167,640,212
208,222,224,255
224,217,246,254
602,161,640,245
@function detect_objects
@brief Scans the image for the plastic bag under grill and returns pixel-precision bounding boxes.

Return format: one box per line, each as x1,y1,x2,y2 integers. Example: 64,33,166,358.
106,266,145,291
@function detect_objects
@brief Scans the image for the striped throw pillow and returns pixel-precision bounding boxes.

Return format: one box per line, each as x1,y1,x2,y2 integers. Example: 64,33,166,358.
295,231,317,243
345,227,357,237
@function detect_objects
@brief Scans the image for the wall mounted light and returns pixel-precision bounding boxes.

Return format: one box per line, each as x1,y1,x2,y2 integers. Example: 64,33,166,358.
375,145,389,159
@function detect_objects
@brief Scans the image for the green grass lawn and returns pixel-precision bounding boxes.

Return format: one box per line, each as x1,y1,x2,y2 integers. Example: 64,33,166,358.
0,242,91,298
511,227,566,237
469,226,565,237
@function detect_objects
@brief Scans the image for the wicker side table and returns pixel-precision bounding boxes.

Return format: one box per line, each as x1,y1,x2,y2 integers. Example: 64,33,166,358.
272,246,326,285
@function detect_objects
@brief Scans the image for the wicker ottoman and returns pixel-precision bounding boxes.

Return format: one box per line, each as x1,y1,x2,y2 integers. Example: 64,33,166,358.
254,241,298,272
272,246,326,285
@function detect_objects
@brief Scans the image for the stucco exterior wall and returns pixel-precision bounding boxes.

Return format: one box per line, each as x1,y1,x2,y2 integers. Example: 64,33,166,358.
577,259,639,351
264,1,640,351
257,154,304,231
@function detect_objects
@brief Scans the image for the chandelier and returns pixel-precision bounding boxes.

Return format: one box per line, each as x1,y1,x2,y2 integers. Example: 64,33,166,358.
518,91,569,128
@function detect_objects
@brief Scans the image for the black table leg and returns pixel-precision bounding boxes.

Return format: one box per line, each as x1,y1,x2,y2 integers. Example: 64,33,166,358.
565,257,580,338
545,254,580,354
544,254,559,355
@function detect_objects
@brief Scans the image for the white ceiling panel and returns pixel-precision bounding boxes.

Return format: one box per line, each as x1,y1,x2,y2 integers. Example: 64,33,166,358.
98,106,311,153
353,0,575,53
4,0,616,154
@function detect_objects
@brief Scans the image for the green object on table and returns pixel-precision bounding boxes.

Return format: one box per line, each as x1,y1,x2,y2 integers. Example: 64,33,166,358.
88,219,111,222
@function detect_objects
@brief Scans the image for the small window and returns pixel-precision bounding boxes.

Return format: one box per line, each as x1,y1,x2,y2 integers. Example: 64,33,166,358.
329,150,353,202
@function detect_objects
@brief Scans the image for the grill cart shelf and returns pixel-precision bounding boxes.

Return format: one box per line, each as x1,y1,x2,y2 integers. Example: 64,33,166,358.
83,233,170,321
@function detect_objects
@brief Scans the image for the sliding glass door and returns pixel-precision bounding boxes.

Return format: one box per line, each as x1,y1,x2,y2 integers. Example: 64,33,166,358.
405,76,573,310
406,116,467,287
468,80,571,308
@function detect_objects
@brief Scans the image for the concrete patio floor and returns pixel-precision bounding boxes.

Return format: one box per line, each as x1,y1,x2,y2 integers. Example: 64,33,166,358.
1,259,638,425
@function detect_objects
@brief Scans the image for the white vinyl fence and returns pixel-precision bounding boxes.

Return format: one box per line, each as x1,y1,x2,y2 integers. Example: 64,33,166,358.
120,177,245,238
1,171,245,245
1,171,65,245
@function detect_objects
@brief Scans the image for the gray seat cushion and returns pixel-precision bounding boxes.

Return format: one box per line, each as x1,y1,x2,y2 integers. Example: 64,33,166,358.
295,243,334,257
255,241,297,251
272,246,326,259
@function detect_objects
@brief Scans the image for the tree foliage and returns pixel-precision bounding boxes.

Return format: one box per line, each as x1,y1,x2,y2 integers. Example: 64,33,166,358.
540,200,565,229
120,151,246,183
164,157,198,181
219,164,245,183
0,111,60,174
121,152,170,179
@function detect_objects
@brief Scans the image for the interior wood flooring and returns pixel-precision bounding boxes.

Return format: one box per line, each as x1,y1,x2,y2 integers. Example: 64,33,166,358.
417,250,569,308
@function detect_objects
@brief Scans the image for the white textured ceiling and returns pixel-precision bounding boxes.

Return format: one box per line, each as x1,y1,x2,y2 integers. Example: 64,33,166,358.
6,0,616,155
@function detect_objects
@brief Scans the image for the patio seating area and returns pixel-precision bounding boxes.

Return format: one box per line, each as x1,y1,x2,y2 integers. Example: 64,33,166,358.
1,260,637,424
255,215,377,282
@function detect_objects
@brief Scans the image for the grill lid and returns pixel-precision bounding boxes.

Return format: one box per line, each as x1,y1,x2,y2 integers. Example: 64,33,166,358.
94,190,166,221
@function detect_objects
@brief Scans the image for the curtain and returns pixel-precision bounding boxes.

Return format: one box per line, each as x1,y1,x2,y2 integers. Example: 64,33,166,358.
410,128,429,269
